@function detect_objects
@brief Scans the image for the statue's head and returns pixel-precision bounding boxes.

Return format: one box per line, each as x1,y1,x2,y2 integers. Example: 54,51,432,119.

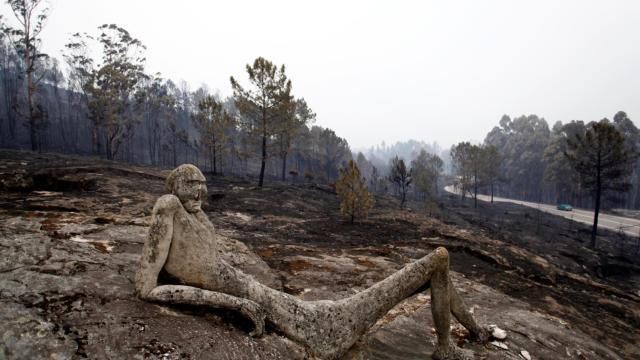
166,164,207,213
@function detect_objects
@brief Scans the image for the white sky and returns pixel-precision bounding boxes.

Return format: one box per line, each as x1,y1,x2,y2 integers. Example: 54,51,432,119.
3,0,640,149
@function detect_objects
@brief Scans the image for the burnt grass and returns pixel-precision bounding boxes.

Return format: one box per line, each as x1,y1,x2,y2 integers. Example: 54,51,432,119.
436,195,640,352
1,149,639,357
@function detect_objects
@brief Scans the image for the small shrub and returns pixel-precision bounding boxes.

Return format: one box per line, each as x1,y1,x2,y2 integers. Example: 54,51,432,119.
335,160,374,224
425,201,440,217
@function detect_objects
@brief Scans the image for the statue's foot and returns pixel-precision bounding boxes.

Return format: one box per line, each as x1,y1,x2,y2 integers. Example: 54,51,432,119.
239,300,265,337
432,342,473,360
468,326,490,343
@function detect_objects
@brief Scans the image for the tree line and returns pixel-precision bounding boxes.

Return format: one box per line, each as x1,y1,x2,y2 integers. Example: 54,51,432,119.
334,150,444,223
449,142,500,208
3,1,638,241
0,1,352,186
480,113,639,211
450,115,637,248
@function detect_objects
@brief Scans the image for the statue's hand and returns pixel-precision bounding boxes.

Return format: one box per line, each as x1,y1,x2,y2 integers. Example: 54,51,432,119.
239,300,265,337
134,281,155,300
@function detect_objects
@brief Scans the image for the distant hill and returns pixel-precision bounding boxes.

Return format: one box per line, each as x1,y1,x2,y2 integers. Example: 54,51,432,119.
354,139,451,173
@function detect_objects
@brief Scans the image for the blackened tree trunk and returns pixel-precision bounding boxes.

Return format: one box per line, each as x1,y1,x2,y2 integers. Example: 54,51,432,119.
105,134,113,160
591,152,602,248
21,18,38,152
172,137,177,167
473,172,478,208
258,112,267,187
212,146,218,175
27,61,38,151
281,152,287,181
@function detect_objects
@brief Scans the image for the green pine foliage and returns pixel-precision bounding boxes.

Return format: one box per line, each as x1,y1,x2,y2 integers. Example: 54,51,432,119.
565,119,637,247
230,57,291,187
335,160,374,224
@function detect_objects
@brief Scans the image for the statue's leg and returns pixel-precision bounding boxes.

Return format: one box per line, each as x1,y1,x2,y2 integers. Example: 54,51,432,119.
212,253,440,359
214,262,347,353
339,249,438,329
213,248,479,359
449,275,488,341
337,247,479,359
431,248,473,360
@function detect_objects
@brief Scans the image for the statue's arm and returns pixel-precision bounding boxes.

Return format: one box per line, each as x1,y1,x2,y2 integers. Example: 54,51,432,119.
135,195,179,298
135,195,265,336
145,285,265,337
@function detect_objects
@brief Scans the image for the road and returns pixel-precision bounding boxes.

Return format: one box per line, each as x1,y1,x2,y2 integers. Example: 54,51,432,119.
444,186,640,238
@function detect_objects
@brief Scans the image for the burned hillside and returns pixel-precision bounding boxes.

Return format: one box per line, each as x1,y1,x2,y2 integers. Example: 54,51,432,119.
0,150,638,359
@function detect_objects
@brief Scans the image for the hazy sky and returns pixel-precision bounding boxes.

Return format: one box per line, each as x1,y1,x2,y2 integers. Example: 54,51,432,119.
4,0,640,149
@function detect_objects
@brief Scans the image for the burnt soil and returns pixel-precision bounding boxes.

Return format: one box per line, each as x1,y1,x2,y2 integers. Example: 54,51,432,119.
208,178,640,358
1,149,639,359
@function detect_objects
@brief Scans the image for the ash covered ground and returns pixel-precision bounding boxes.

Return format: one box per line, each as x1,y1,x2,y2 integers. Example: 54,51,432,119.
1,150,638,359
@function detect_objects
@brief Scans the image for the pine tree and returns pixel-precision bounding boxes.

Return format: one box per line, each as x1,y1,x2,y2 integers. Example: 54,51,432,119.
565,119,637,248
388,156,412,209
230,57,291,187
335,160,374,224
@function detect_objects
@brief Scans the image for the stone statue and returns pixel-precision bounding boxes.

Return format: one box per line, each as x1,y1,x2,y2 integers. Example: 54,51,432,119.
135,165,488,359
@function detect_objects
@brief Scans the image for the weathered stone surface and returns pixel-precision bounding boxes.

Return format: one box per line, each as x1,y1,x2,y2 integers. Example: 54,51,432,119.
1,301,77,359
356,275,622,359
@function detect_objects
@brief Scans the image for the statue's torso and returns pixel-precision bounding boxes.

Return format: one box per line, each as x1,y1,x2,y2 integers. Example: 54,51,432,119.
163,206,222,289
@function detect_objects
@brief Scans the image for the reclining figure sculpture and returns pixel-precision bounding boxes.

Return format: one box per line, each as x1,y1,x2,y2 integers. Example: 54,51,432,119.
136,165,487,359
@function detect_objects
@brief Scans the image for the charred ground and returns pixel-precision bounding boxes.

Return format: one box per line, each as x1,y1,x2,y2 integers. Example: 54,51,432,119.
0,150,638,359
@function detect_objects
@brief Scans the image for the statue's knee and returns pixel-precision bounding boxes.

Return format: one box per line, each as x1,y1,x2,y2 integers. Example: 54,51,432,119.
434,247,449,265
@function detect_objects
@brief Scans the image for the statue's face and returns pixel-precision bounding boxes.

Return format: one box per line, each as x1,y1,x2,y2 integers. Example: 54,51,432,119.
173,169,207,213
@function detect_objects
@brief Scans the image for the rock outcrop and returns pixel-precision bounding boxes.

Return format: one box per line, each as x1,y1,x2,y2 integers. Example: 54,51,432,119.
0,150,636,359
